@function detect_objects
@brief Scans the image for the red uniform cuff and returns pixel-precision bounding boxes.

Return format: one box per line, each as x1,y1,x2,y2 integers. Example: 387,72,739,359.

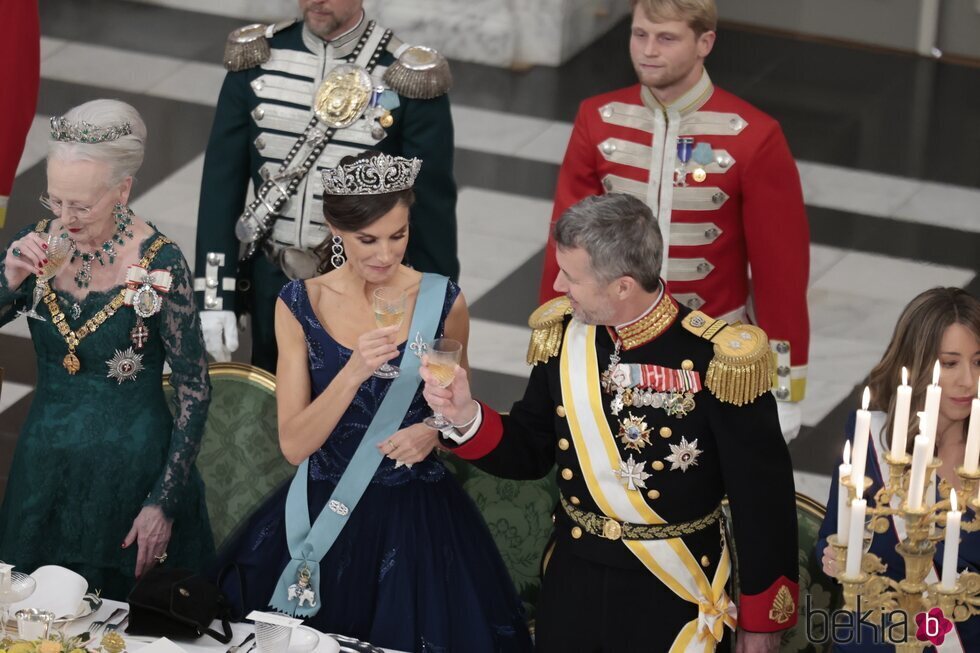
453,402,504,460
738,576,799,632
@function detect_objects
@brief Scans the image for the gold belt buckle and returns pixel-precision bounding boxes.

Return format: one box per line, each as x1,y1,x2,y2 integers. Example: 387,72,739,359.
602,517,623,541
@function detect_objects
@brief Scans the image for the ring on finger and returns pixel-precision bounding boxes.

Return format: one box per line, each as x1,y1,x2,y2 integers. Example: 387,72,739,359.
11,247,21,258
155,552,168,563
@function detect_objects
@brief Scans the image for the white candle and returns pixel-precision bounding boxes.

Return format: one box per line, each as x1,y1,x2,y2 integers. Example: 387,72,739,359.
907,435,930,510
890,367,912,459
964,386,980,473
845,498,867,577
837,441,853,539
850,387,872,493
941,490,962,590
922,361,942,453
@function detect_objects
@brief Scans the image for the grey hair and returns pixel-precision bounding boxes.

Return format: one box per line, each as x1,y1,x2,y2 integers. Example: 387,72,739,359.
47,99,147,184
554,193,663,291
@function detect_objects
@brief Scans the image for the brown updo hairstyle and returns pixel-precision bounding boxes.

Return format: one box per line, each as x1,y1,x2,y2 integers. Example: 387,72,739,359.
313,150,416,273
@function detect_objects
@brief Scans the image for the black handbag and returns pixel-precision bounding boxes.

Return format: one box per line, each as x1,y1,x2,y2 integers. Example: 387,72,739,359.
126,567,234,643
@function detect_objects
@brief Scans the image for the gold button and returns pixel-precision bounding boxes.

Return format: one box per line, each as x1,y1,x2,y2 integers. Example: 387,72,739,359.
556,405,566,417
647,489,660,500
561,468,574,480
659,426,672,438
652,461,665,471
701,555,711,568
681,359,694,371
571,526,583,539
570,496,581,505
558,438,570,450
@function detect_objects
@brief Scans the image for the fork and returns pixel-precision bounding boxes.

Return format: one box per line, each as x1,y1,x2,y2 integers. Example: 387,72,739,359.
89,607,126,634
104,614,129,633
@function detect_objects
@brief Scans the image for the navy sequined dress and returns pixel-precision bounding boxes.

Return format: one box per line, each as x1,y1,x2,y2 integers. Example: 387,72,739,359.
216,279,532,653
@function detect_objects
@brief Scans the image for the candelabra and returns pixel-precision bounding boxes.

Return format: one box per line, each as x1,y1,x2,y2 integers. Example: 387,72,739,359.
828,455,980,652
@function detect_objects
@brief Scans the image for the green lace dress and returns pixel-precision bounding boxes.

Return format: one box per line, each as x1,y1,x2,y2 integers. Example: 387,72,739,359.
0,222,214,599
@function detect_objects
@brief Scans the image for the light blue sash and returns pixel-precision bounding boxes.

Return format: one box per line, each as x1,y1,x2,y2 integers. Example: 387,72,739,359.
269,273,449,617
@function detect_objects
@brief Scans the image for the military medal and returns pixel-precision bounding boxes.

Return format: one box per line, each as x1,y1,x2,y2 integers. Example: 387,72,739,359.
106,347,145,384
691,141,714,183
692,168,707,183
615,454,651,491
674,136,694,187
664,436,702,472
604,362,701,419
287,565,317,608
131,320,150,349
618,412,652,451
123,265,172,350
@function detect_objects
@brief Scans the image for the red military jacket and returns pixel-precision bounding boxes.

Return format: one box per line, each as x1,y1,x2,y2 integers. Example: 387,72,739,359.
541,72,810,401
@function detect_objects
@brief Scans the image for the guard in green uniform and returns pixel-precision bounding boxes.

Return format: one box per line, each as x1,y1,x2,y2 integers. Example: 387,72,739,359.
194,1,457,371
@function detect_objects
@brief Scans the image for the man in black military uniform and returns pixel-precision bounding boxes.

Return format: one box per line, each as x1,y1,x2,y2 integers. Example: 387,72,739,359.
421,193,798,652
194,0,458,371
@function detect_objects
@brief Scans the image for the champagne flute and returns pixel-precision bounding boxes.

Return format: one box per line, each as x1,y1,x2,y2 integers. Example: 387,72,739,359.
423,338,463,430
19,233,73,321
372,287,407,379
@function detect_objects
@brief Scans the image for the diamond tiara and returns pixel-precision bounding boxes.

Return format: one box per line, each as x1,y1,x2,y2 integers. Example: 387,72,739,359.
49,116,133,144
321,153,422,196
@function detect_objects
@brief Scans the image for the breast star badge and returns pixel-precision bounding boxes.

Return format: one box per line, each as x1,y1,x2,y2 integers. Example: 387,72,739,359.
615,454,651,491
618,413,652,451
106,347,145,384
664,436,702,472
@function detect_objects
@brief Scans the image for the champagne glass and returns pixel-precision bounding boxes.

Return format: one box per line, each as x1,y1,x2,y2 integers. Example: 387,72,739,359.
18,233,73,321
423,338,463,430
0,569,36,639
372,287,407,379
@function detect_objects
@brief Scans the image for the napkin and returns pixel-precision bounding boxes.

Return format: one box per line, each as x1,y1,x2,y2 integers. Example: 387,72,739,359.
10,566,87,618
134,638,188,653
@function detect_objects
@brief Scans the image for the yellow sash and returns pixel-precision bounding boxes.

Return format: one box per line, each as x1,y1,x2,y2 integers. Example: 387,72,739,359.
559,320,737,651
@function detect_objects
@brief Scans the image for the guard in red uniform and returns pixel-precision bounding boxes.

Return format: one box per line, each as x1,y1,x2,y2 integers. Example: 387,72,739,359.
0,0,40,229
539,0,810,435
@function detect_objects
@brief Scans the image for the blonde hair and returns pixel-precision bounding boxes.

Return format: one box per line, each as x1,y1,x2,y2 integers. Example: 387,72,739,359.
868,288,980,453
630,0,718,36
47,99,147,184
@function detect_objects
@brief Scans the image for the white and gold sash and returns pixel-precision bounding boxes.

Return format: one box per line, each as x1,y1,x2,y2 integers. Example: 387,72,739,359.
560,319,737,651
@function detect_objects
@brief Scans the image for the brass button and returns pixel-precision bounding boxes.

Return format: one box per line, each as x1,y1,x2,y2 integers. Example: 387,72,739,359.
602,519,623,541
659,426,672,438
561,468,574,481
570,496,581,505
652,461,665,471
647,489,660,500
701,555,711,568
556,405,566,418
681,359,694,371
558,438,570,451
571,526,583,539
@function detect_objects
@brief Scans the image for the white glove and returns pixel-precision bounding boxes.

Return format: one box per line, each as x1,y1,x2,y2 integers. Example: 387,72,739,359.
199,310,239,362
776,400,802,443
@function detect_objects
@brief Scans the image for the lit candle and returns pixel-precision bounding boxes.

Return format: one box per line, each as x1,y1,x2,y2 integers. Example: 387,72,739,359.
845,498,867,577
850,387,872,493
941,490,962,590
964,386,980,474
907,435,930,510
922,361,942,453
837,441,853,539
890,367,912,459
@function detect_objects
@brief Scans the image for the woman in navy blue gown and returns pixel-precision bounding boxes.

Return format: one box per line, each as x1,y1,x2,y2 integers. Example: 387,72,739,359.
816,288,980,652
216,152,532,652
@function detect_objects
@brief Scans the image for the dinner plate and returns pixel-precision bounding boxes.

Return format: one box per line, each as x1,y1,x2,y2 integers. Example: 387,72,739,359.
5,593,103,630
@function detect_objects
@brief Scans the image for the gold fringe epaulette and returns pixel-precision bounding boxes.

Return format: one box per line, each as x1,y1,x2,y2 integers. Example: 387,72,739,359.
681,311,774,406
383,45,452,99
223,20,294,71
526,297,573,365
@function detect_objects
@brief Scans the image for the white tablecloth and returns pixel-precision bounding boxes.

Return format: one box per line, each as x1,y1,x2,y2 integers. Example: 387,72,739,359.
67,599,404,653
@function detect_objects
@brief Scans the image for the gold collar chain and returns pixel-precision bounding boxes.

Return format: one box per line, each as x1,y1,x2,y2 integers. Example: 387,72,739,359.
41,235,170,375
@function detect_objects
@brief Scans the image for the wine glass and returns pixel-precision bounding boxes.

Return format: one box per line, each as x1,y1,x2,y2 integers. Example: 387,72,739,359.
0,570,37,639
423,338,463,430
372,287,407,379
18,233,73,321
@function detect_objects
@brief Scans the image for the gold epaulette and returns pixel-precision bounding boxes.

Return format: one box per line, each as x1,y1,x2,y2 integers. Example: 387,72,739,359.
223,20,294,71
681,311,774,406
382,44,452,99
526,297,573,365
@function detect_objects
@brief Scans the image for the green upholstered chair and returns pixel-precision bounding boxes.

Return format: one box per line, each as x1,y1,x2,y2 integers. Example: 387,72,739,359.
441,455,559,619
164,362,295,549
724,492,843,652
